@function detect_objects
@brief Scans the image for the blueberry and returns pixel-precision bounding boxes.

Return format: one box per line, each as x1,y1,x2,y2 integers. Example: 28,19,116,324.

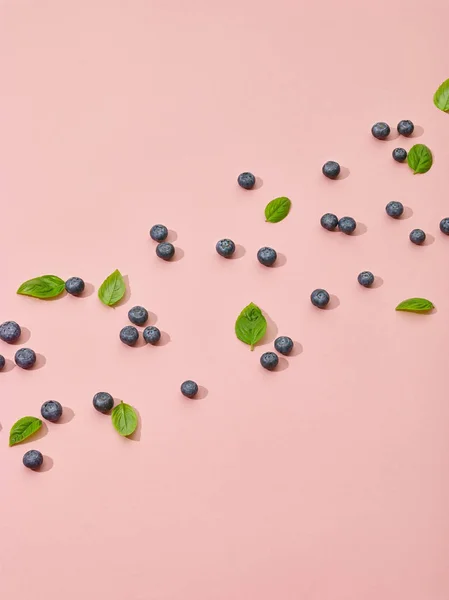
65,277,85,296
0,321,21,343
392,148,407,162
440,218,449,235
23,449,43,470
150,224,168,242
385,201,404,218
320,213,339,231
410,228,426,245
274,336,293,356
181,380,198,398
322,161,341,179
41,400,63,422
257,247,277,266
143,326,161,345
93,391,114,414
311,289,330,308
260,352,279,370
216,239,236,258
119,326,139,346
14,348,36,369
397,120,414,136
338,216,356,235
156,242,175,261
371,122,390,139
0,355,5,370
237,172,256,190
358,271,375,287
128,305,149,326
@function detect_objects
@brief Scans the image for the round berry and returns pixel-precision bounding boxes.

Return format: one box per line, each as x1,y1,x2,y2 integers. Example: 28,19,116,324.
0,355,5,371
119,326,139,346
357,271,375,287
150,224,168,242
257,247,277,267
322,161,341,179
143,326,161,345
260,352,279,370
320,213,339,231
65,277,85,295
385,201,404,218
274,336,294,356
410,229,426,245
14,348,36,369
338,216,357,235
181,380,198,398
397,120,414,136
93,392,114,414
156,242,175,261
439,218,449,235
392,148,407,162
23,449,43,470
311,289,330,308
41,400,63,422
128,306,149,326
0,321,21,343
237,172,256,190
216,239,236,258
371,122,390,139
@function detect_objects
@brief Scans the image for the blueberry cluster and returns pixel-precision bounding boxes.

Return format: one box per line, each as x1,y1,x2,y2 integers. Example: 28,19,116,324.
119,306,163,347
149,224,175,261
260,336,295,371
0,321,39,371
320,213,357,235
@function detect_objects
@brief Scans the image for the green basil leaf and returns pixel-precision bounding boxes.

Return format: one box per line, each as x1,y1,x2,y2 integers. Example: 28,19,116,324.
98,269,125,306
111,401,138,437
395,298,434,313
9,416,42,446
235,302,267,350
407,144,433,174
265,197,291,223
17,275,65,299
433,79,449,112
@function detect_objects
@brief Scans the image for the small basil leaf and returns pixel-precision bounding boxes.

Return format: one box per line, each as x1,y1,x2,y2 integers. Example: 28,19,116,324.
407,144,433,174
111,401,138,437
265,197,291,223
17,275,65,299
235,302,267,350
9,416,42,446
433,79,449,112
395,298,434,313
98,269,125,306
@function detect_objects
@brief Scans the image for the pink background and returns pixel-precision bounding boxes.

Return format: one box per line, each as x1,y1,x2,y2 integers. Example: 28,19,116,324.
1,1,449,598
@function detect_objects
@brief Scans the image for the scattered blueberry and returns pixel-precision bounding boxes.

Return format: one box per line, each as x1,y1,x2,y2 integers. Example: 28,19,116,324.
143,326,161,345
0,355,5,370
385,201,404,218
440,218,449,235
41,400,63,422
260,352,279,370
409,229,426,245
237,172,256,190
14,348,36,369
320,213,339,231
0,321,21,343
65,277,85,295
397,120,414,136
311,289,330,308
93,392,114,414
128,306,149,326
216,239,236,258
181,380,199,398
338,216,357,235
274,336,294,356
23,449,43,470
357,271,375,287
119,326,139,346
257,247,277,266
322,161,341,179
156,242,175,261
371,122,390,139
392,148,407,162
150,224,168,242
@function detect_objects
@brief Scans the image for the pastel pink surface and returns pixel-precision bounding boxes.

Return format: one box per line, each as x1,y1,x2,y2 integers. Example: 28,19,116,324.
1,1,449,598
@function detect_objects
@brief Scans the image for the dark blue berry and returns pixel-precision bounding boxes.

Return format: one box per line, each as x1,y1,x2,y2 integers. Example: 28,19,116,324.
93,392,114,413
397,120,414,136
14,348,36,369
65,277,85,295
338,216,356,234
41,400,63,422
156,242,175,261
181,380,198,398
274,336,293,356
143,326,161,345
237,172,256,189
23,449,43,470
410,229,426,245
385,201,404,218
128,306,148,326
216,239,236,258
257,247,277,266
0,355,5,370
322,161,340,179
119,326,139,346
439,218,449,235
0,321,21,343
311,289,330,308
392,148,407,162
357,271,375,287
320,213,339,231
150,225,168,242
260,352,279,370
371,122,390,139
